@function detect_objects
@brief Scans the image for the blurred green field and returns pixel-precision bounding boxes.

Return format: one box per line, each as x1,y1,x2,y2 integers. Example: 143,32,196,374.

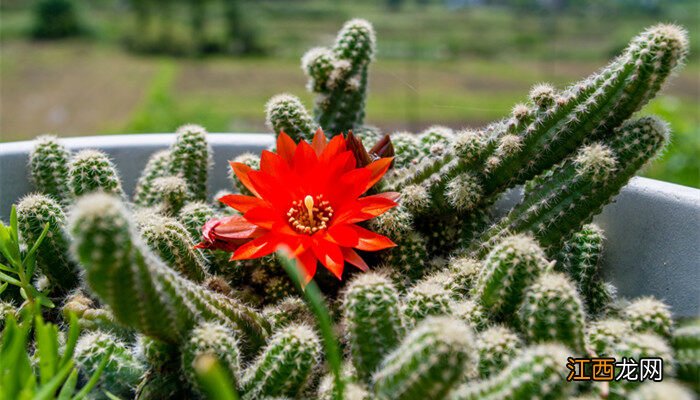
1,0,698,186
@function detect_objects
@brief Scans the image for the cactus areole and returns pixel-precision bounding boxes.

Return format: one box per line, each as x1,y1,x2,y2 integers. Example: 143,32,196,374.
197,129,398,284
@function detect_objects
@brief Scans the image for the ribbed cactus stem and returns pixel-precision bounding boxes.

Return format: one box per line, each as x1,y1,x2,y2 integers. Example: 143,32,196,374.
241,324,321,399
472,234,551,319
303,19,375,134
16,194,79,292
262,297,314,332
133,150,171,206
68,149,124,198
68,193,270,349
343,273,403,383
394,25,687,211
557,224,607,313
444,257,481,299
587,318,632,356
623,297,673,338
28,135,71,203
266,93,318,142
451,299,488,331
169,124,211,201
610,332,675,396
476,325,523,378
390,132,420,169
472,116,670,257
150,176,190,216
134,335,179,372
373,316,475,400
368,206,413,242
62,292,128,337
401,279,453,328
381,231,429,283
136,213,209,282
178,201,216,240
519,272,587,353
181,321,241,394
450,343,572,400
671,320,700,392
74,331,146,398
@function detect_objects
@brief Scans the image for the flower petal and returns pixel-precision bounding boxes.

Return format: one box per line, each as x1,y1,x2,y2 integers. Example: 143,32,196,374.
363,157,393,192
230,162,260,197
325,224,360,247
341,248,369,271
243,206,283,230
218,194,267,214
349,225,397,251
311,237,345,279
232,233,281,260
295,249,318,286
319,134,347,164
332,193,398,225
311,128,327,156
293,140,319,177
276,131,297,164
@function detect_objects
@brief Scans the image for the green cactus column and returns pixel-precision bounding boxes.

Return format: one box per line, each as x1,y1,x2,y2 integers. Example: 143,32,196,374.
69,193,270,350
16,194,79,292
241,324,321,399
169,124,211,201
343,273,403,384
68,149,124,198
373,316,475,400
518,272,587,353
181,321,241,394
475,325,522,379
265,93,318,142
303,19,376,135
623,297,673,339
472,234,551,319
671,320,700,393
450,343,572,400
28,135,71,204
471,116,670,257
133,150,171,206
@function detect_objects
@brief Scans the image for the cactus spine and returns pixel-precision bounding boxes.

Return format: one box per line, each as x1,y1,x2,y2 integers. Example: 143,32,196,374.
373,316,475,400
518,272,587,353
671,320,700,392
133,150,171,206
241,324,321,399
16,193,79,292
303,19,375,134
169,124,211,201
181,321,241,394
149,176,190,216
472,234,551,319
402,280,454,328
68,193,270,349
343,273,403,383
28,135,71,203
266,93,318,142
472,116,670,256
68,149,124,198
450,343,572,400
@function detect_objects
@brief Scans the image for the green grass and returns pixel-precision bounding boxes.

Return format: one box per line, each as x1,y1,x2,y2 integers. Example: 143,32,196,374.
0,1,698,186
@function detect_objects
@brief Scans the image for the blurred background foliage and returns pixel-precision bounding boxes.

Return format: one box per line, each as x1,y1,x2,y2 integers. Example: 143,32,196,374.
0,0,698,187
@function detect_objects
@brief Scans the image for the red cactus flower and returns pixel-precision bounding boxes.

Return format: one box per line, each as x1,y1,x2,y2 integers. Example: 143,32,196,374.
196,129,398,284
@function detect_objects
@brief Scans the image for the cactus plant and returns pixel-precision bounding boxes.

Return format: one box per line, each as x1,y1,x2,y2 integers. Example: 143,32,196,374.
302,18,375,134
623,297,673,338
449,343,573,400
133,150,171,206
136,212,209,282
169,124,211,201
149,176,190,216
472,234,551,319
241,324,321,399
266,93,318,142
343,272,403,383
28,135,71,203
373,316,475,400
68,149,124,198
74,331,146,398
671,320,700,392
475,325,523,379
68,193,270,349
519,272,587,353
181,321,241,394
401,279,454,328
16,193,79,292
472,116,670,256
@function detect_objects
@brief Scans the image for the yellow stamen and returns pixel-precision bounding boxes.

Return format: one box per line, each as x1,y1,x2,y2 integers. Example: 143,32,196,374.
304,195,315,223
